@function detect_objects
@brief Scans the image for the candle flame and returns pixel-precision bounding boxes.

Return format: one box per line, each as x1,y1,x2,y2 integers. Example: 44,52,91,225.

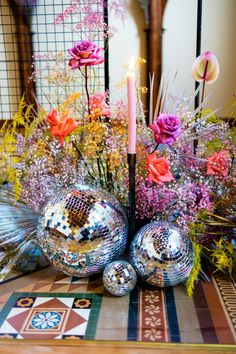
129,56,135,71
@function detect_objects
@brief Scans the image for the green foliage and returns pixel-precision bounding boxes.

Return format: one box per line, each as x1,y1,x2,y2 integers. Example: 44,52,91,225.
201,109,221,124
186,242,202,298
205,137,223,153
211,238,236,275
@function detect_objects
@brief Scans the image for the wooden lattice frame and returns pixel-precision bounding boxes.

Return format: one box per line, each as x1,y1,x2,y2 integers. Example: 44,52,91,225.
7,0,35,104
2,1,167,124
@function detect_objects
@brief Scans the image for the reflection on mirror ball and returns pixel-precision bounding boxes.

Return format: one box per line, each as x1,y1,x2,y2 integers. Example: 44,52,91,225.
130,221,194,287
37,184,128,277
103,260,137,296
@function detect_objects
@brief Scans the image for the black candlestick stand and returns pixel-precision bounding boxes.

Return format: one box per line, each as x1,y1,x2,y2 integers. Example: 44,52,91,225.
194,0,203,153
128,153,136,241
194,0,210,283
194,0,203,111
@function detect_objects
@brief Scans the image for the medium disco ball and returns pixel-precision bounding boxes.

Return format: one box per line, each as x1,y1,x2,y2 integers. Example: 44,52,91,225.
103,260,137,296
37,184,128,277
130,221,194,287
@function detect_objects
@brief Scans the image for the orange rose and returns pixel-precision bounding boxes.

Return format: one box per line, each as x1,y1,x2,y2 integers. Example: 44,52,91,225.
147,153,174,185
206,149,229,177
46,109,80,145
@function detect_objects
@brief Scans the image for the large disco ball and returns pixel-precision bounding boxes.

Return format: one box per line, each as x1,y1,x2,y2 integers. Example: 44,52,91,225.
130,221,194,287
37,184,128,277
103,260,137,296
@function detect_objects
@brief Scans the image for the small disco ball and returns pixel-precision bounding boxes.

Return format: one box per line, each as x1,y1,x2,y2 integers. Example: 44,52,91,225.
130,221,194,287
103,260,137,296
37,184,128,277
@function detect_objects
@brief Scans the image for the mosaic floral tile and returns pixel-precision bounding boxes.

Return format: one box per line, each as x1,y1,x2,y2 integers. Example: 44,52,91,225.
72,298,92,309
0,292,102,340
140,287,169,342
13,297,36,308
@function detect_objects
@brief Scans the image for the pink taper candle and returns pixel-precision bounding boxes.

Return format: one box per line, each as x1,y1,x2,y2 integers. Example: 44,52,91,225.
127,57,136,154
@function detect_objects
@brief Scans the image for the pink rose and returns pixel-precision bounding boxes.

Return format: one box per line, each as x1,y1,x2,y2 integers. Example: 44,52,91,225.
90,93,111,119
147,153,174,185
68,40,104,69
149,113,182,145
206,149,229,177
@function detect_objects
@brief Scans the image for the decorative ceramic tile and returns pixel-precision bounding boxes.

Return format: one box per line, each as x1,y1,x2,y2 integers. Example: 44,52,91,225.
138,286,169,342
20,273,104,294
0,292,102,340
0,268,235,344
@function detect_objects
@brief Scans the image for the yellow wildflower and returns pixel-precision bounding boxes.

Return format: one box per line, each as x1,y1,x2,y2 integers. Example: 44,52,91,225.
139,86,148,94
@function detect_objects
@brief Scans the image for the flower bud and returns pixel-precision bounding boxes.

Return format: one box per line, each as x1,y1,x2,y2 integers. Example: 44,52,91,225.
192,51,220,84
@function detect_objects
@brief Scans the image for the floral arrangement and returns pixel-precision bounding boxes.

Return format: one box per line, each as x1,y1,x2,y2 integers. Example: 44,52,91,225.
0,2,235,295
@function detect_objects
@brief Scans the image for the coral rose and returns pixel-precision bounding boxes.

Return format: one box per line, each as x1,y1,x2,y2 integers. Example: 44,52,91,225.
149,113,182,146
147,153,174,185
68,40,104,69
206,149,229,177
46,109,80,145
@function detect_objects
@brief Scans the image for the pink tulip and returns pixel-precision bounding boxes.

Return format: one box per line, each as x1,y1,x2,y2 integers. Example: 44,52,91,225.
192,51,220,84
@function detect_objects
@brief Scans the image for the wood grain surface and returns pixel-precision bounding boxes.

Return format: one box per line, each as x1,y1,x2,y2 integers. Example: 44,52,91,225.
0,339,235,354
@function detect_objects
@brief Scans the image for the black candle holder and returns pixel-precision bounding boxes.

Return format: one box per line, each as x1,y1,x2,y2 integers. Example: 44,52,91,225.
194,0,202,153
128,153,136,241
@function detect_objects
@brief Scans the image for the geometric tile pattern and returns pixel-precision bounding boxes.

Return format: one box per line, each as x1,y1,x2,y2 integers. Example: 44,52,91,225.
0,292,102,340
15,274,104,294
0,268,235,344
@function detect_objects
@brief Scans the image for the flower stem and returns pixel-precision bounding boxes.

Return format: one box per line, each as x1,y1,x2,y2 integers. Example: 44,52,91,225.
79,68,86,78
200,80,206,108
151,144,159,154
199,60,209,116
84,66,91,116
97,157,103,187
194,60,209,153
72,141,95,181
